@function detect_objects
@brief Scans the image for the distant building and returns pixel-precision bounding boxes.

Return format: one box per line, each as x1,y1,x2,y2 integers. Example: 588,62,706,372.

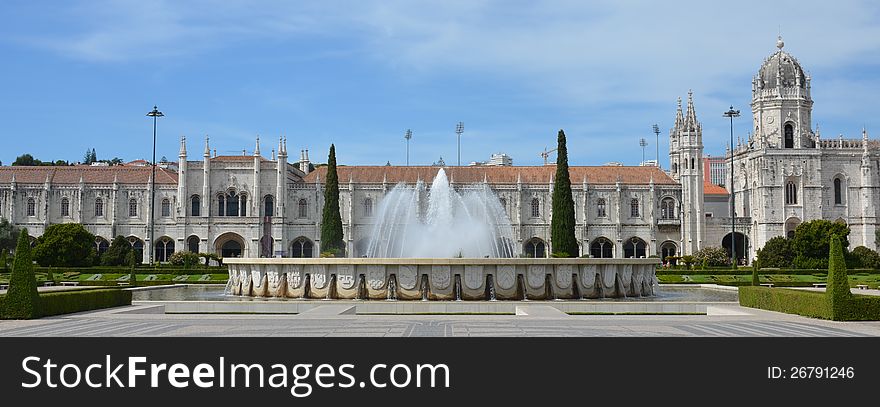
640,159,658,167
703,155,726,188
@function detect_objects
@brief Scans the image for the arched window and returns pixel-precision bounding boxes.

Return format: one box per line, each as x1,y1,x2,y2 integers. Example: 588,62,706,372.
221,191,240,216
187,235,200,253
524,238,546,258
623,237,647,258
129,237,144,262
673,162,678,174
498,197,506,212
239,194,247,216
784,123,794,148
161,198,171,217
291,237,313,258
530,198,540,218
191,195,201,217
660,241,677,260
95,237,109,255
27,198,36,217
221,240,242,258
154,237,175,263
590,237,614,258
363,198,373,217
834,178,843,205
95,198,104,217
264,195,274,217
660,197,675,219
785,181,798,205
691,158,695,171
298,199,308,218
60,197,70,217
129,199,138,217
630,198,640,217
597,198,607,218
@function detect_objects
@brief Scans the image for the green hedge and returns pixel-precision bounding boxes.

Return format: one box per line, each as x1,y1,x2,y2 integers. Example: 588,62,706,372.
656,268,878,276
35,266,225,275
739,286,880,321
1,288,131,319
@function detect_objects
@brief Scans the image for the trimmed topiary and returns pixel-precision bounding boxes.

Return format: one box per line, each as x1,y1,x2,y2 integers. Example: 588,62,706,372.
4,228,41,319
320,144,345,255
826,235,852,320
751,261,759,286
550,129,578,257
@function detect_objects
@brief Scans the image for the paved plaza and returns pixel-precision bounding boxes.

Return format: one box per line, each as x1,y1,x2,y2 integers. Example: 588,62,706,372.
2,302,879,337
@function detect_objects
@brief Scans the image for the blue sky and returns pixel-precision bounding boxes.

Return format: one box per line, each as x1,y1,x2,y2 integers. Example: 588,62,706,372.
2,0,879,168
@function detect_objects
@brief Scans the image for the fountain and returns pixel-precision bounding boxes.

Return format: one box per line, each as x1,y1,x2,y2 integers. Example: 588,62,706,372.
226,168,658,300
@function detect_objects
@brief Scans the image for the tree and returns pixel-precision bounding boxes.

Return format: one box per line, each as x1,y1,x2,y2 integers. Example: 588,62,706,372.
169,251,200,268
83,148,94,164
848,246,880,269
91,148,97,163
101,236,132,266
751,261,760,286
826,235,852,320
756,236,793,268
320,144,344,255
550,129,578,257
791,219,850,267
128,250,137,285
3,229,41,319
693,246,731,267
32,223,96,267
0,218,21,255
12,154,39,166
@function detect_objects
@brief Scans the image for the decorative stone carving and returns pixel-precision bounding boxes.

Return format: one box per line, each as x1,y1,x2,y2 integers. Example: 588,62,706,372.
581,264,597,288
267,270,282,289
431,265,451,289
397,265,417,290
286,266,302,289
496,265,515,290
602,267,616,289
308,265,326,289
336,264,355,289
527,265,545,289
556,265,573,288
367,265,385,289
464,265,483,290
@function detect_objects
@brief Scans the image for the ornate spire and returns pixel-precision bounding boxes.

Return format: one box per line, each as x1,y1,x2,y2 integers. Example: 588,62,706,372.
674,96,684,130
684,90,698,130
254,135,261,156
203,135,211,158
776,35,784,50
278,136,285,157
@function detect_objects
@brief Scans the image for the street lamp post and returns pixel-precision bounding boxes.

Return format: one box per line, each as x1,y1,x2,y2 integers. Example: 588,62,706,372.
146,106,164,265
404,129,412,166
723,106,740,268
455,122,464,166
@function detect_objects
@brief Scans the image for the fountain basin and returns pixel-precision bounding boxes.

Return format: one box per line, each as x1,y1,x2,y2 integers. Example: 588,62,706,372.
224,258,659,300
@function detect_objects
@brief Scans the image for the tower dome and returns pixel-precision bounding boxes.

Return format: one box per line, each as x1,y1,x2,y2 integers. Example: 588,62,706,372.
755,36,807,89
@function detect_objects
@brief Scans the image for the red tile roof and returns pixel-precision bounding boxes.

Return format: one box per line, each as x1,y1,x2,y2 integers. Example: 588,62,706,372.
704,181,729,196
0,165,178,185
302,165,677,185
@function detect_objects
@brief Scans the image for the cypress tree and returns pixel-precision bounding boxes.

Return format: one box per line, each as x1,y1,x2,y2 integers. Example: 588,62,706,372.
4,228,41,319
320,144,344,255
751,261,759,286
550,129,578,257
826,235,852,320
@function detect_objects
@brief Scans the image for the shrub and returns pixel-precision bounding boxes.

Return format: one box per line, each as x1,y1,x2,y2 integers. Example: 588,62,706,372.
751,262,759,286
3,229,41,319
0,250,7,272
848,246,880,269
32,223,96,267
739,287,831,319
169,251,200,268
756,236,793,268
101,236,133,266
680,255,696,269
694,246,730,267
792,254,826,270
826,236,852,319
34,289,131,318
550,252,570,258
320,249,341,258
791,219,850,265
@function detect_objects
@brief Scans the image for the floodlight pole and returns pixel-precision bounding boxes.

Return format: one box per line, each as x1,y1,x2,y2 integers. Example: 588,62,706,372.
146,106,164,265
405,129,412,166
455,122,464,166
652,124,661,168
723,106,741,268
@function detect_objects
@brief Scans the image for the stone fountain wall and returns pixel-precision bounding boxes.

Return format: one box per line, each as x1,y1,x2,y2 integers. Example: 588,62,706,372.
224,258,659,300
